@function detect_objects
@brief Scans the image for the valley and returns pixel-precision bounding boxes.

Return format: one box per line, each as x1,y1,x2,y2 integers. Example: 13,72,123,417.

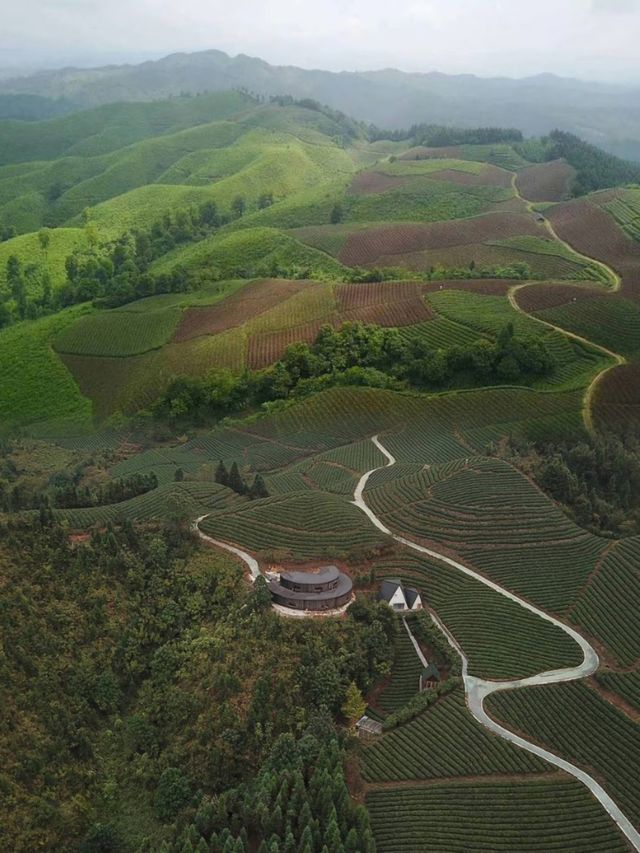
1,89,639,853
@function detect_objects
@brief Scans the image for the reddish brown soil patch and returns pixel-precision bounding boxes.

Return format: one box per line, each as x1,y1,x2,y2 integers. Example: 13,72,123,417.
173,279,308,342
338,213,543,268
426,165,512,189
593,362,640,434
548,199,640,299
399,146,463,160
422,279,515,296
515,283,603,313
336,280,433,326
247,321,325,369
516,159,576,202
350,170,408,195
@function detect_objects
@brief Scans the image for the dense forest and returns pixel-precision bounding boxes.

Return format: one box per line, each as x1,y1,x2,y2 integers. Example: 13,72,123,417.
502,430,640,536
517,130,640,195
0,515,397,850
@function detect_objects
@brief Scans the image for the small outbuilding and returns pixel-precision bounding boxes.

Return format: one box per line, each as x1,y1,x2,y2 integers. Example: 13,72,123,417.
355,715,383,739
420,663,441,692
379,578,422,612
268,565,353,611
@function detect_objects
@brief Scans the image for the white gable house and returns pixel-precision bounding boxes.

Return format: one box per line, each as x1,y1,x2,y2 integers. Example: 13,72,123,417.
379,579,422,612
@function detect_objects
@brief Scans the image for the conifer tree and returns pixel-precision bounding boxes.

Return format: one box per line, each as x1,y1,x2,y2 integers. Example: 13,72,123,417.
215,460,229,486
341,682,366,726
249,473,269,499
228,461,246,495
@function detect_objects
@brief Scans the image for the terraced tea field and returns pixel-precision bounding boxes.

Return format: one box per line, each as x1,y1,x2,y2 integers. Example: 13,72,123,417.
367,779,630,853
374,622,424,715
487,681,640,830
362,687,546,782
570,536,640,667
548,195,640,299
368,551,583,680
595,671,640,714
199,490,388,559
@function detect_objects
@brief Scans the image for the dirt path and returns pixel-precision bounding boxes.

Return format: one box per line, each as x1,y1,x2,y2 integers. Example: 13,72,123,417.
510,173,621,290
353,435,640,851
507,175,626,434
192,514,261,581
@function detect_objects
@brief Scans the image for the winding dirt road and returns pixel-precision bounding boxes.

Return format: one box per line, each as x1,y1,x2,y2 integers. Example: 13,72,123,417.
354,435,640,851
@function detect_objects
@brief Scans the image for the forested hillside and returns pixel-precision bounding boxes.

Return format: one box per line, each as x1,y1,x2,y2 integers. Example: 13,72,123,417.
3,49,640,159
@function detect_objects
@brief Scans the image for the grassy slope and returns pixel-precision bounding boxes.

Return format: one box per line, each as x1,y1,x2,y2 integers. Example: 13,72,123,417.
0,307,93,435
0,91,253,165
0,227,89,294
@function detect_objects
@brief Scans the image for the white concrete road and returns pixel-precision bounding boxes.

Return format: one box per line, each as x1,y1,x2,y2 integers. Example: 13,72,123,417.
193,514,261,581
352,436,640,851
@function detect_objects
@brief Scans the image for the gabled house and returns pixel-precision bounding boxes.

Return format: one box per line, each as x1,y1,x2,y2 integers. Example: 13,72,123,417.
420,663,440,692
379,578,422,612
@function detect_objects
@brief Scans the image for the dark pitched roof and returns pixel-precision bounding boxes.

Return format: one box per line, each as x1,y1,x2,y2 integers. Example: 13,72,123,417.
379,578,403,603
405,586,421,607
421,663,440,683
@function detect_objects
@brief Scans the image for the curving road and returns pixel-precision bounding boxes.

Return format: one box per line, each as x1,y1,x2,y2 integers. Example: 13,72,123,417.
193,514,261,581
353,435,640,851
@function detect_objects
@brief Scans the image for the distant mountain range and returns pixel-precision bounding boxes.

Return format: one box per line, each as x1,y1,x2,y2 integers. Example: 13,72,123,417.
2,48,640,160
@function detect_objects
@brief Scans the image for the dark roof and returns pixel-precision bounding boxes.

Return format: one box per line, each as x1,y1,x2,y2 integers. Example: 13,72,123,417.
421,664,440,682
405,586,421,607
268,571,352,602
281,565,339,586
379,578,403,602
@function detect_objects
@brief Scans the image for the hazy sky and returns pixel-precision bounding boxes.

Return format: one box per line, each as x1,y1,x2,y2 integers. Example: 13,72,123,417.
2,0,640,83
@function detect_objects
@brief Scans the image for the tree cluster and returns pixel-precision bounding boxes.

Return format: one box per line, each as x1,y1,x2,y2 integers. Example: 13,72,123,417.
0,252,53,327
526,130,640,196
503,430,640,536
152,321,555,426
215,460,269,499
162,732,376,853
51,471,159,510
369,123,523,146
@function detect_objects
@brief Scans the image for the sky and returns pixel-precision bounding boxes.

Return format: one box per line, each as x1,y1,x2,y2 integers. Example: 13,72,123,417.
2,0,640,84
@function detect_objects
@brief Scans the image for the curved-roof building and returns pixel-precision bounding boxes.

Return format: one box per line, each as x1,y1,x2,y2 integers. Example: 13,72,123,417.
268,565,353,611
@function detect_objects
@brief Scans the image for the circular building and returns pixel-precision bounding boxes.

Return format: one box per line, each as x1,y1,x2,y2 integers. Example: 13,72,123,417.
268,565,353,612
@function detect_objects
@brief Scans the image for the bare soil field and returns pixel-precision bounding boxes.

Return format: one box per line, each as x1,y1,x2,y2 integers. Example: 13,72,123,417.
515,284,602,313
516,159,576,202
247,321,325,369
349,171,409,195
593,363,640,433
426,165,513,189
336,280,433,326
173,279,308,342
400,146,463,160
422,279,515,297
338,213,544,267
548,199,640,298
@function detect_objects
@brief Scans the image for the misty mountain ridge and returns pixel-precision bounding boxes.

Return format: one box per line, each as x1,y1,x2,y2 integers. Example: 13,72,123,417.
2,47,640,159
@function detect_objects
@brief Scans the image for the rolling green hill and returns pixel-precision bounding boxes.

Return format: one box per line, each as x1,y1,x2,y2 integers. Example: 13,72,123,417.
3,83,640,853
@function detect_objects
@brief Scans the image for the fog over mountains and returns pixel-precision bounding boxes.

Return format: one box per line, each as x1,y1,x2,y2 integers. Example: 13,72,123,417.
2,48,640,160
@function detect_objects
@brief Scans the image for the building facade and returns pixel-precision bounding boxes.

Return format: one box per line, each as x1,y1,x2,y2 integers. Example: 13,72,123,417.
268,565,353,611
